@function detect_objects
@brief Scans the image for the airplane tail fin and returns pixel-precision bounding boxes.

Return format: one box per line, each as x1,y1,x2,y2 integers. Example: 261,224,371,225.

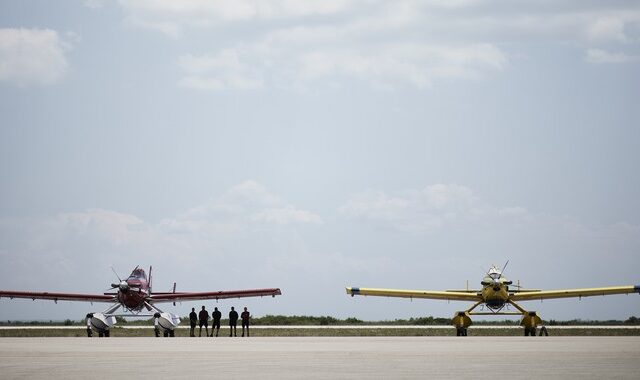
149,266,153,294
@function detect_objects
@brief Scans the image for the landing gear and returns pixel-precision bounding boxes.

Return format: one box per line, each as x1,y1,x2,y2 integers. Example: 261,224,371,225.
456,328,468,336
520,311,542,337
452,311,472,337
97,329,110,337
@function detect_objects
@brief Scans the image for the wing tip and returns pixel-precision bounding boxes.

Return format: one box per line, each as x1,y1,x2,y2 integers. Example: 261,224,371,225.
346,287,359,295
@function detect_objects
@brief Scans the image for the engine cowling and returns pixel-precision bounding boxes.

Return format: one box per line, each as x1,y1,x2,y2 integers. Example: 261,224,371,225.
451,311,472,329
157,312,181,331
90,313,116,331
520,311,542,329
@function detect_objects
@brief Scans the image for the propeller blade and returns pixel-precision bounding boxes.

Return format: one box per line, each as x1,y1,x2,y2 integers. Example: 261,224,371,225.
128,265,140,278
110,266,122,282
499,260,509,278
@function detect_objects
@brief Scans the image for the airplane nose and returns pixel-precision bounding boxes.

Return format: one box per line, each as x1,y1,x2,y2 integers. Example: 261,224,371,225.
119,281,129,291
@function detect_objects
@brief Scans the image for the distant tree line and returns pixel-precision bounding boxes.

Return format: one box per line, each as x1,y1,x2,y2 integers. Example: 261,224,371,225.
3,315,640,326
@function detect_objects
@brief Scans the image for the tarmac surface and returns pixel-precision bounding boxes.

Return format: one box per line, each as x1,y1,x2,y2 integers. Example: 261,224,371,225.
1,336,639,379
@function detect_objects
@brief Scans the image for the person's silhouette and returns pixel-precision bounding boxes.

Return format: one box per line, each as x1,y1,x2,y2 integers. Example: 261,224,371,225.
229,306,239,337
198,305,209,337
189,308,197,337
241,307,250,337
211,307,222,337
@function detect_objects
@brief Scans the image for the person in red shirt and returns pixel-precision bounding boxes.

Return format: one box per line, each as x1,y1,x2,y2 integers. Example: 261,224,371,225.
241,307,251,337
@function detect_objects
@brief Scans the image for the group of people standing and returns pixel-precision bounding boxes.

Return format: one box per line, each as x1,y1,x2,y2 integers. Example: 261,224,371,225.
189,306,251,337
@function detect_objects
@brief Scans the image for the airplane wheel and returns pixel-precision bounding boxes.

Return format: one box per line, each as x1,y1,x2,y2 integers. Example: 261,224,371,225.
170,330,175,337
104,330,110,337
463,328,467,336
456,328,462,336
524,327,530,336
530,327,536,337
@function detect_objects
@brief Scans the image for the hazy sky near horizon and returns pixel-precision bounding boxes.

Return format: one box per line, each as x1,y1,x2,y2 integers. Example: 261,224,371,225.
1,1,639,322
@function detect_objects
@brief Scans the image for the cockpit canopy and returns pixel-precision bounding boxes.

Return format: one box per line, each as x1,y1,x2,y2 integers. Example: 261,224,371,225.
487,266,502,280
127,268,147,281
481,265,512,286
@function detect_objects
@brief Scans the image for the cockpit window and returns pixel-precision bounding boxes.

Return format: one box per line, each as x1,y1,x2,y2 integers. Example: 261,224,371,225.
128,269,147,280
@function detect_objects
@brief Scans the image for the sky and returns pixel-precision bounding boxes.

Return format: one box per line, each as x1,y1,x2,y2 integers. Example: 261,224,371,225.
0,0,639,322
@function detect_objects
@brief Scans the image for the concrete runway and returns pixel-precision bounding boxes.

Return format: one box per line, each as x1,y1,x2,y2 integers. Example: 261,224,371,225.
1,337,639,379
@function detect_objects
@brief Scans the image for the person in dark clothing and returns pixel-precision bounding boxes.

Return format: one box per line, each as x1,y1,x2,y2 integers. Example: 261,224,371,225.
229,306,239,337
189,307,197,337
154,312,161,337
199,305,209,337
210,307,222,337
86,313,93,338
241,307,250,337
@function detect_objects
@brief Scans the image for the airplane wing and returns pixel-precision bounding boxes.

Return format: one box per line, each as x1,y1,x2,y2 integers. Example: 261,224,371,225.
346,287,482,302
150,288,282,303
0,290,116,303
511,285,640,302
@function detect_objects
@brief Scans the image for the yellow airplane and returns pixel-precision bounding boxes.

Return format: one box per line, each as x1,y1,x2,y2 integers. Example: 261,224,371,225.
346,262,639,336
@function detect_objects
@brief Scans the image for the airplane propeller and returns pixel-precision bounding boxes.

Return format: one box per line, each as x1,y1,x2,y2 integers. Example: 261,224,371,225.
108,266,141,292
481,260,512,289
110,266,122,282
499,260,509,279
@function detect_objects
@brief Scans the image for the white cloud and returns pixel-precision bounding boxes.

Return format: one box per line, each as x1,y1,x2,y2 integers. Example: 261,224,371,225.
123,1,640,90
160,180,321,233
296,43,506,89
83,0,105,9
586,48,639,64
125,1,514,90
0,28,70,86
119,0,355,33
340,184,526,233
178,50,263,90
178,41,506,91
587,16,629,43
252,205,323,225
57,208,146,246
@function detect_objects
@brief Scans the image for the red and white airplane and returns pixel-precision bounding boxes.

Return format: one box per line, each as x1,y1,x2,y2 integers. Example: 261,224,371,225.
0,266,282,336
